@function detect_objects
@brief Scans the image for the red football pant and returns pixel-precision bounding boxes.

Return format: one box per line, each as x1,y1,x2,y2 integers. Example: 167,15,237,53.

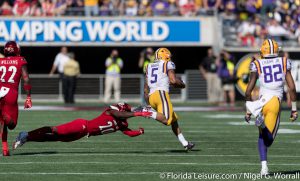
28,119,88,142
0,89,18,130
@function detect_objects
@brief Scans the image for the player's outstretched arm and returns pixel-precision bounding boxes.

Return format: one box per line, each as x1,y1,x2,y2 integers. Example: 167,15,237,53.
121,127,144,137
22,65,32,109
168,69,185,89
108,110,152,119
286,70,298,121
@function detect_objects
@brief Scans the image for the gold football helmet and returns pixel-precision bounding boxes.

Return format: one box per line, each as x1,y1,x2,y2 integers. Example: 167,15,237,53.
155,48,171,61
260,39,279,58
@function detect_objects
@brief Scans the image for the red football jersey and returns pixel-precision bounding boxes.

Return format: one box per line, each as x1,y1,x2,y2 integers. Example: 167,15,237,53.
0,56,27,90
87,109,128,136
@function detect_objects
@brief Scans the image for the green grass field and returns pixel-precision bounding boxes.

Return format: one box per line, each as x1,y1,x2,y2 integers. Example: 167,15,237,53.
1,109,300,181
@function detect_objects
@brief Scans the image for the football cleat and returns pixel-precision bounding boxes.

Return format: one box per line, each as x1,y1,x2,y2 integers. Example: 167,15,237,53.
255,113,265,128
2,150,10,156
184,142,195,151
13,131,28,150
260,166,269,176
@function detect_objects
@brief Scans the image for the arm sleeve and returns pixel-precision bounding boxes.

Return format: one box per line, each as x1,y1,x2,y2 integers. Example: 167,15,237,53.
167,61,176,70
249,61,257,73
122,128,142,137
287,59,292,71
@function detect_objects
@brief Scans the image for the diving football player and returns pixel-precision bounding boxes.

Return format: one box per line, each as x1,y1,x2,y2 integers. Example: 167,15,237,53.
245,39,298,175
13,103,151,149
143,48,195,151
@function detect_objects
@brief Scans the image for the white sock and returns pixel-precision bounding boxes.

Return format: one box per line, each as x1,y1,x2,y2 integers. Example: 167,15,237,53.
177,133,188,146
261,161,268,168
150,112,157,119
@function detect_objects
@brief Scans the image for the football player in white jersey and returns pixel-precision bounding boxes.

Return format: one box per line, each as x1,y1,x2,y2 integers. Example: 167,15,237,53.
244,39,298,175
143,48,195,151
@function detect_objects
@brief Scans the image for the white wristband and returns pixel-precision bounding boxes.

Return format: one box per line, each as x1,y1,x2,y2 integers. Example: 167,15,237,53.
292,102,297,111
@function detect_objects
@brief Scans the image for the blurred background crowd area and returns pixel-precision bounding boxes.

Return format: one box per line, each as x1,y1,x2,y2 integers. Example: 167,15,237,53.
1,0,300,47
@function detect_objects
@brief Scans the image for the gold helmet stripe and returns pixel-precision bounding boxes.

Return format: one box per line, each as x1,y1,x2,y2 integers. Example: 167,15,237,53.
268,39,273,54
155,48,161,60
271,39,276,53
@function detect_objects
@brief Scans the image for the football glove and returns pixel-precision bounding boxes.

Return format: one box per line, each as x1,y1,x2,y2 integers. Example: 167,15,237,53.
24,96,32,109
290,111,298,122
245,112,252,123
139,127,144,134
133,112,152,118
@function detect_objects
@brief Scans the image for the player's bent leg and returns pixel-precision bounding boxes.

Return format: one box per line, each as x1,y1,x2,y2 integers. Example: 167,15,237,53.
262,96,280,147
257,96,280,175
148,91,168,125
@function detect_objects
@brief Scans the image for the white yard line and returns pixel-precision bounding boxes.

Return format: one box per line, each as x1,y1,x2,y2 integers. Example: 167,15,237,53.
0,172,159,175
73,140,299,143
0,162,298,166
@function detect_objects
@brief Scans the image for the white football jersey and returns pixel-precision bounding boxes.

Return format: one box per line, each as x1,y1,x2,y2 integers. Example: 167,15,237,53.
250,57,291,100
146,60,176,95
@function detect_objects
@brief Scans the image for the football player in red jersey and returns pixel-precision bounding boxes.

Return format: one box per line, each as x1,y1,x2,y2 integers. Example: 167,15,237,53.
13,103,151,149
0,41,32,156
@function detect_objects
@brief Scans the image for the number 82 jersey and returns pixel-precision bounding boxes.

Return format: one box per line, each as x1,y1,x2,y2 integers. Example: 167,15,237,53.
146,60,176,95
0,56,27,90
250,57,291,100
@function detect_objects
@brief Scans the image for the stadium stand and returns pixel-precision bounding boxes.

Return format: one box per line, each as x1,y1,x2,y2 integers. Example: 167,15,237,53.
221,0,300,48
2,0,300,48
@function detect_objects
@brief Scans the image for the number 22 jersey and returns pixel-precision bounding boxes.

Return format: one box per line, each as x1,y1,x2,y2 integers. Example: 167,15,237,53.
0,56,27,90
146,60,176,95
250,57,291,100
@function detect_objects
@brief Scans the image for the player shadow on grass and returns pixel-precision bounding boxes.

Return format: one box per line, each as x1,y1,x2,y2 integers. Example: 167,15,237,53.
13,151,58,156
168,149,201,153
269,170,300,176
12,149,201,155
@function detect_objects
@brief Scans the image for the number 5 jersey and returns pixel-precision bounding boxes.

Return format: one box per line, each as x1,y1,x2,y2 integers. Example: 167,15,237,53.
146,60,176,95
250,57,291,100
